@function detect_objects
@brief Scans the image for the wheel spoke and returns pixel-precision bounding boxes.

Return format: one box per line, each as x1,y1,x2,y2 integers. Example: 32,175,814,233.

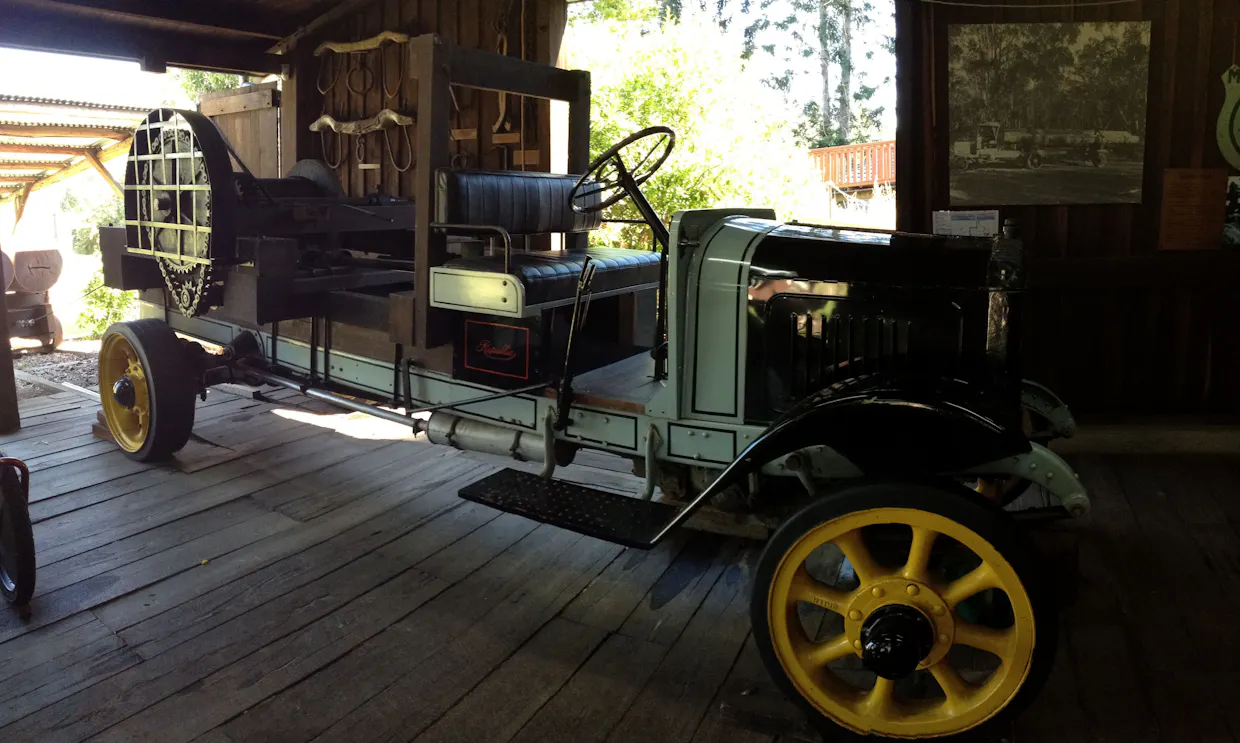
954,622,1014,657
805,633,856,667
902,525,937,584
929,659,974,708
861,676,896,718
789,567,852,614
831,530,883,586
941,563,999,608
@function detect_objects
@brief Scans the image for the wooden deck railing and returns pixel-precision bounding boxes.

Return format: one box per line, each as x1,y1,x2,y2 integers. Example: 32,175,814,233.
809,140,896,190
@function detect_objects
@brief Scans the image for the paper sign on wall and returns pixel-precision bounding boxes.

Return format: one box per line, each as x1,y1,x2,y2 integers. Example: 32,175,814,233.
932,210,1000,237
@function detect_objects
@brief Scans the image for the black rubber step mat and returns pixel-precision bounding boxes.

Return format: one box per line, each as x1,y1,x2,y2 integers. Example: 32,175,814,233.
458,468,679,549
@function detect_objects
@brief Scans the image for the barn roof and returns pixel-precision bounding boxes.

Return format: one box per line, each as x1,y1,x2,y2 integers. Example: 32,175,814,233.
0,94,150,222
0,0,379,75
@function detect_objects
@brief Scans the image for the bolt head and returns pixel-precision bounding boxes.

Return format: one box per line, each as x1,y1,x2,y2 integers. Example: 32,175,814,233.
938,633,950,644
853,639,863,650
871,587,885,598
906,584,920,596
848,609,863,621
931,604,945,616
1030,463,1038,470
1046,471,1055,479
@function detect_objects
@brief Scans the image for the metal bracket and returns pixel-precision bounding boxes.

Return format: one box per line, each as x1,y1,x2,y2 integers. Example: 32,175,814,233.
641,424,661,500
1021,379,1077,440
964,442,1090,517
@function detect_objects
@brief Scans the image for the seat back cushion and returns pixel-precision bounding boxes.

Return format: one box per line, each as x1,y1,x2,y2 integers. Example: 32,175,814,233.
436,169,603,235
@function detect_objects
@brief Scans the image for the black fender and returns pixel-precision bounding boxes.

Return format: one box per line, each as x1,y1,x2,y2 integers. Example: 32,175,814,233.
700,381,1030,504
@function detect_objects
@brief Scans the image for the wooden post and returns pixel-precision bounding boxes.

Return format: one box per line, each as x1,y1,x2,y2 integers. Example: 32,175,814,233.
0,256,18,434
411,34,452,360
83,149,123,197
566,71,590,252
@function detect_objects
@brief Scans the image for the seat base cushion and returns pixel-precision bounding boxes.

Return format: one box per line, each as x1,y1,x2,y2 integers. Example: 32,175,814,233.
443,247,662,307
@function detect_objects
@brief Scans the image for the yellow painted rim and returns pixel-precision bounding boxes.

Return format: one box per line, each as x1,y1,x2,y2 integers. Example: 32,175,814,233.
99,332,150,453
766,507,1036,739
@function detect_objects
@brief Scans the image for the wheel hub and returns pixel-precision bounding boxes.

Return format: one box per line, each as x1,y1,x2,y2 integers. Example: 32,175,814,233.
860,604,935,679
112,377,137,409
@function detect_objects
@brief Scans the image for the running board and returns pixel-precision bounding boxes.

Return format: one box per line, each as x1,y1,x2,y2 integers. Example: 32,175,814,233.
458,468,680,549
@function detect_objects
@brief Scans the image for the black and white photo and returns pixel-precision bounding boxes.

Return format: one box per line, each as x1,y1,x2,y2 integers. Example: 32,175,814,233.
948,21,1151,206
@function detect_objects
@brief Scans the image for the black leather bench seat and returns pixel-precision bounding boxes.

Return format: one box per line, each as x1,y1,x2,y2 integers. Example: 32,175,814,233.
444,247,661,306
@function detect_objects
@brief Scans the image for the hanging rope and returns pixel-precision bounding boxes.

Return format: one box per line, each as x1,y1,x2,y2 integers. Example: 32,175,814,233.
316,55,339,95
381,42,405,100
384,126,415,172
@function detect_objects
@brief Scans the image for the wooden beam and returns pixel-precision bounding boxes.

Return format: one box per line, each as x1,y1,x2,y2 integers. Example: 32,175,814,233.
0,2,282,74
83,149,123,197
12,182,32,227
0,122,131,139
416,34,589,102
10,0,285,40
411,34,452,359
0,143,86,156
0,137,131,204
0,161,65,172
268,0,385,55
0,176,38,185
0,268,17,433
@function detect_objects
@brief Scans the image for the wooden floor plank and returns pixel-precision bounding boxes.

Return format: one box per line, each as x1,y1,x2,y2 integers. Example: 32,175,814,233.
34,499,272,594
218,524,607,743
409,617,608,743
560,532,690,633
1110,457,1238,743
0,485,528,743
689,635,777,743
606,547,755,743
91,567,449,743
316,537,624,743
617,535,739,646
32,431,352,567
0,613,106,683
95,456,488,639
0,503,299,644
112,464,497,659
0,631,139,727
509,632,669,743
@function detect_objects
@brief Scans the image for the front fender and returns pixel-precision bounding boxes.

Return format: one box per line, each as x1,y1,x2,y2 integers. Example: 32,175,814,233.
701,387,1030,503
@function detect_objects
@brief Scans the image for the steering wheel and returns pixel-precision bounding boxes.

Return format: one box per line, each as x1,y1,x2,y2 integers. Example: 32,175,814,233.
570,126,675,213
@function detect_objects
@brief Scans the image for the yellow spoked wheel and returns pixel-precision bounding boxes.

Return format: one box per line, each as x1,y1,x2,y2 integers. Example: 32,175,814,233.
100,333,151,452
751,481,1054,740
98,320,197,462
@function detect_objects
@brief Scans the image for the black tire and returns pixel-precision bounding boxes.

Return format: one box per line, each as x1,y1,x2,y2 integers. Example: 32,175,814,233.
103,319,197,462
1024,152,1043,169
750,480,1057,740
0,464,35,607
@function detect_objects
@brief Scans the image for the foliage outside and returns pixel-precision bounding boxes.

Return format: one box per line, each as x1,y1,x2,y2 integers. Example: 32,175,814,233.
564,14,830,249
60,191,125,256
77,269,136,339
172,69,247,104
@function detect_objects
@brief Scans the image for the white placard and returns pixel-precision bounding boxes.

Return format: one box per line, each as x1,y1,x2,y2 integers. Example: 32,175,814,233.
932,210,1001,237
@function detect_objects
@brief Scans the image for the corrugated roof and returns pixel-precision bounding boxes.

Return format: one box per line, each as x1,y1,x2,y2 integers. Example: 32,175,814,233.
0,93,150,113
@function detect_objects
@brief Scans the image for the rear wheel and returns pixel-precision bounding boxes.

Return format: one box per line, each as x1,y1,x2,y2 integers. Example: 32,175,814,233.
751,481,1055,739
98,319,197,462
0,463,34,607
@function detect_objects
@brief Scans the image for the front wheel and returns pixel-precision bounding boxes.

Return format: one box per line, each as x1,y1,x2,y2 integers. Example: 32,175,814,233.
98,319,197,462
751,480,1055,740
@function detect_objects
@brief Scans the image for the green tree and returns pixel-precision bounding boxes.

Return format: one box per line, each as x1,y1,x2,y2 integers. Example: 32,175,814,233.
77,270,136,339
564,14,828,249
59,191,124,255
741,0,889,147
173,69,246,103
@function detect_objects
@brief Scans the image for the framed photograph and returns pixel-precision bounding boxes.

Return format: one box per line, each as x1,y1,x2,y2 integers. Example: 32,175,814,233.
947,21,1152,206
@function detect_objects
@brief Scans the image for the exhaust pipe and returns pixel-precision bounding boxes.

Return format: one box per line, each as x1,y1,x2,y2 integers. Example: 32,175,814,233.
426,412,544,462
